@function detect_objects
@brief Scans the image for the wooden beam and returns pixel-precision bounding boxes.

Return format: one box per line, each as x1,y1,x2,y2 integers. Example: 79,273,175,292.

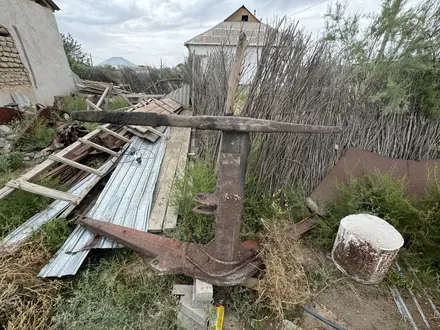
78,138,118,156
49,154,104,176
7,180,81,204
99,126,132,143
0,124,112,200
86,99,103,111
72,111,342,134
96,86,110,108
225,32,247,116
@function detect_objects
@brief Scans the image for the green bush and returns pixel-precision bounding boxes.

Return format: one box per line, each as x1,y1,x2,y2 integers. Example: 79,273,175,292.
313,170,440,278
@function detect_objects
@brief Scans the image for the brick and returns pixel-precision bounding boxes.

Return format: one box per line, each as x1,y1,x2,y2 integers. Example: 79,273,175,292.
0,62,7,68
3,47,11,52
0,57,7,62
14,58,21,64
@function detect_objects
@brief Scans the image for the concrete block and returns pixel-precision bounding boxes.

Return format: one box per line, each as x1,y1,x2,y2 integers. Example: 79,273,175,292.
177,311,206,330
179,286,209,326
172,284,193,296
193,279,213,302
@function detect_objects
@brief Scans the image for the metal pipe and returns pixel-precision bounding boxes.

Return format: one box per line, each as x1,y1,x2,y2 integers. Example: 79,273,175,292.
302,306,345,330
391,285,419,330
395,262,431,328
409,289,430,328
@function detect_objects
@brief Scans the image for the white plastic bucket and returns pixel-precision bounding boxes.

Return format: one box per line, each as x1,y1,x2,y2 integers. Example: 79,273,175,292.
331,214,404,284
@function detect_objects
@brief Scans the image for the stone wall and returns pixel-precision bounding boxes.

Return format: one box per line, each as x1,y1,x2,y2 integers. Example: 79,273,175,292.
0,33,31,88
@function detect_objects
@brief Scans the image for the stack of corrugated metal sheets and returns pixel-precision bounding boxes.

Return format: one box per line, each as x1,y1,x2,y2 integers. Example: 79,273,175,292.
39,133,168,277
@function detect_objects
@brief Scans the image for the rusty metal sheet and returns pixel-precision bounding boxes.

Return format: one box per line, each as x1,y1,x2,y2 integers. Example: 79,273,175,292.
307,148,440,215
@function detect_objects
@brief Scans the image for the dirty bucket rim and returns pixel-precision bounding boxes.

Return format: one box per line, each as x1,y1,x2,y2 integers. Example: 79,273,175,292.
340,213,404,251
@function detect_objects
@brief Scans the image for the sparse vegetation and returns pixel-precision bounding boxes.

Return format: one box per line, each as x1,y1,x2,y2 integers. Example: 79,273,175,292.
31,218,72,254
54,252,180,330
56,94,87,112
104,97,129,111
0,177,66,239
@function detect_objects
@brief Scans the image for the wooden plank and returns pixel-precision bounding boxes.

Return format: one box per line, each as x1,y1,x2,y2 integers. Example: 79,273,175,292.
148,127,186,232
6,180,81,204
78,138,119,156
49,154,104,177
0,124,113,200
125,126,166,143
99,126,131,143
72,112,342,134
225,32,247,116
163,126,191,230
96,86,110,108
149,120,191,232
59,141,132,218
86,99,103,111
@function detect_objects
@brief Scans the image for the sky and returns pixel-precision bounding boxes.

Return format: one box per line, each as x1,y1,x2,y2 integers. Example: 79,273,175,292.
53,0,415,67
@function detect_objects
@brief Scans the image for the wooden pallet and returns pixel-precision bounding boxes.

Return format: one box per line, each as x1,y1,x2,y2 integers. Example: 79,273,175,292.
0,124,131,204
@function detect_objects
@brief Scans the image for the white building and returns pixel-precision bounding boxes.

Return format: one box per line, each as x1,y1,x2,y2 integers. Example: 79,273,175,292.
184,6,269,83
0,0,76,106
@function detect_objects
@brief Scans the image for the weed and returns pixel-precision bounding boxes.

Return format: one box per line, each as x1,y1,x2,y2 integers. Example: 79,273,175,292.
0,152,24,173
31,218,71,253
172,159,217,244
0,178,66,239
57,94,87,112
54,252,180,330
173,158,310,243
15,119,57,152
104,97,129,111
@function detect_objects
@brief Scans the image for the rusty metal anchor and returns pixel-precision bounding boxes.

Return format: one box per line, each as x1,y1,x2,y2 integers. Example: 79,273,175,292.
73,110,340,285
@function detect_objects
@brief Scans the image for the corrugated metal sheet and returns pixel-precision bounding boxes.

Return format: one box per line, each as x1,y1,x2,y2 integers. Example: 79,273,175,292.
164,84,190,108
39,134,168,277
184,21,269,46
2,173,98,246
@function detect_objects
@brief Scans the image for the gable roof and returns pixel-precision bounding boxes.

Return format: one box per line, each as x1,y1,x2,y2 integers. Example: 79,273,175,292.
184,5,267,47
31,0,60,11
98,57,137,68
224,5,259,23
184,21,269,47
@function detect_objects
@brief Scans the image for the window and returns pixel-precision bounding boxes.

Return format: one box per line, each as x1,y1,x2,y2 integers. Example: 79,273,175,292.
242,15,248,21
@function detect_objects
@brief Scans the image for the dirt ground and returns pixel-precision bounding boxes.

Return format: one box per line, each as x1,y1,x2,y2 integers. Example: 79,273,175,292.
302,282,411,330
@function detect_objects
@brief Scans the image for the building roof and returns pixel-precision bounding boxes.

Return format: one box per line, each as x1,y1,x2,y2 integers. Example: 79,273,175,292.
224,5,259,23
31,0,60,11
184,21,269,47
97,57,137,68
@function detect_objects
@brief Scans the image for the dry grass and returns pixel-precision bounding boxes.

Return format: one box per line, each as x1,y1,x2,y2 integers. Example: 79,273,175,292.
0,238,64,330
257,219,311,318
